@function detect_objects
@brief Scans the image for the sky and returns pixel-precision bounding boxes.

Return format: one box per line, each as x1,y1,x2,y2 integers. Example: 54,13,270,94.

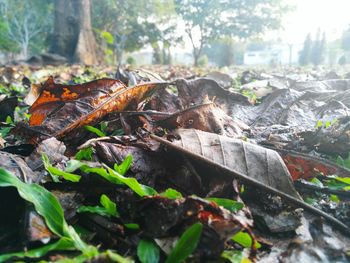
280,0,350,44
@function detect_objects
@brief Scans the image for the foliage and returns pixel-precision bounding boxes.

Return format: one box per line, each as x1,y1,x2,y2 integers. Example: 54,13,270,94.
127,56,136,66
231,231,261,249
66,158,158,197
221,250,245,263
311,29,326,66
206,198,244,213
0,168,99,261
78,194,119,217
42,153,81,183
341,25,350,52
165,223,203,263
92,0,178,65
84,125,106,137
336,154,350,170
0,0,53,57
160,188,183,199
174,0,290,65
203,38,241,67
197,54,208,67
137,239,160,263
75,147,94,161
299,33,312,66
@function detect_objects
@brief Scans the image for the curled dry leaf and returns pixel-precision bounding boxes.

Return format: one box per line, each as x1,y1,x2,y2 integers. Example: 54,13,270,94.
25,137,67,173
175,78,250,114
158,102,248,138
169,129,301,199
28,77,166,140
0,151,36,183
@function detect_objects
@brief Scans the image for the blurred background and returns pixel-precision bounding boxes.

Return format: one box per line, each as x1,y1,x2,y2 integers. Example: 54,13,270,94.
0,0,350,68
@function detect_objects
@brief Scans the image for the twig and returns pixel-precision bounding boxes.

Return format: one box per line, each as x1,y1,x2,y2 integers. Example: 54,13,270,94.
150,134,350,236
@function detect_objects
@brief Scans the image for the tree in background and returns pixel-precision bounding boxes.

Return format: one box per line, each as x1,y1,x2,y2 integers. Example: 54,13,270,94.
203,38,236,67
341,25,350,63
0,0,52,59
299,33,312,65
311,29,326,66
50,0,97,65
92,0,179,66
92,0,148,65
341,25,350,51
174,0,290,66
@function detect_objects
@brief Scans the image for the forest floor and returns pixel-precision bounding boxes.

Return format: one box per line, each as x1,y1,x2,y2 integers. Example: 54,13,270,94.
0,64,350,262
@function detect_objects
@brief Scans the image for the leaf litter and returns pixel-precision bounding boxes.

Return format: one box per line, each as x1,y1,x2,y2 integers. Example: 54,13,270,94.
0,65,350,262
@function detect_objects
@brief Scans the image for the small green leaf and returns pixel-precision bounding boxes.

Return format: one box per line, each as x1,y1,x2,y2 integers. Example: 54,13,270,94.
75,147,93,161
100,194,119,217
42,153,81,182
0,126,12,137
137,239,160,263
165,223,203,263
221,250,243,263
310,178,323,187
124,223,140,230
5,115,13,124
231,231,261,249
101,31,114,44
325,178,349,190
100,122,108,134
206,198,244,212
305,197,317,205
334,176,350,185
0,168,65,236
330,194,340,203
315,120,323,128
107,167,157,197
160,188,183,199
114,155,133,175
78,194,119,218
0,168,96,260
105,250,134,263
84,125,106,137
77,206,111,217
65,160,88,173
0,238,75,262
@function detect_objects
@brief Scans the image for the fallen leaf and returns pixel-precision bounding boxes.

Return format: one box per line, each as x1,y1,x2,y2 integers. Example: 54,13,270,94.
28,77,166,140
168,129,301,198
278,149,350,181
157,102,247,138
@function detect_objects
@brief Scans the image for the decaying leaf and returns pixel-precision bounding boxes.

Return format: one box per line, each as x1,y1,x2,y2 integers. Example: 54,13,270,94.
157,102,248,138
278,149,350,181
175,78,250,113
28,77,166,140
0,151,36,183
0,96,18,122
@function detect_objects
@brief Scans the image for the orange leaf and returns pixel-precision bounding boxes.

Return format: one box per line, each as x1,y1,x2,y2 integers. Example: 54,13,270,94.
29,77,165,140
278,150,350,181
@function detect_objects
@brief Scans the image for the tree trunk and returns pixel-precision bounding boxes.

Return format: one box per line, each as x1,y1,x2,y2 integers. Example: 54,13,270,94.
50,0,97,65
193,52,199,67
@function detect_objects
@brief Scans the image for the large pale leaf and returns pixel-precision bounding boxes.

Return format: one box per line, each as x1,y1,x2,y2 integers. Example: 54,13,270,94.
170,129,301,198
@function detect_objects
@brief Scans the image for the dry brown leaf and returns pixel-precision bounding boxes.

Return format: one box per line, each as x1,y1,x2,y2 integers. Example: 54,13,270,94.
170,129,301,198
